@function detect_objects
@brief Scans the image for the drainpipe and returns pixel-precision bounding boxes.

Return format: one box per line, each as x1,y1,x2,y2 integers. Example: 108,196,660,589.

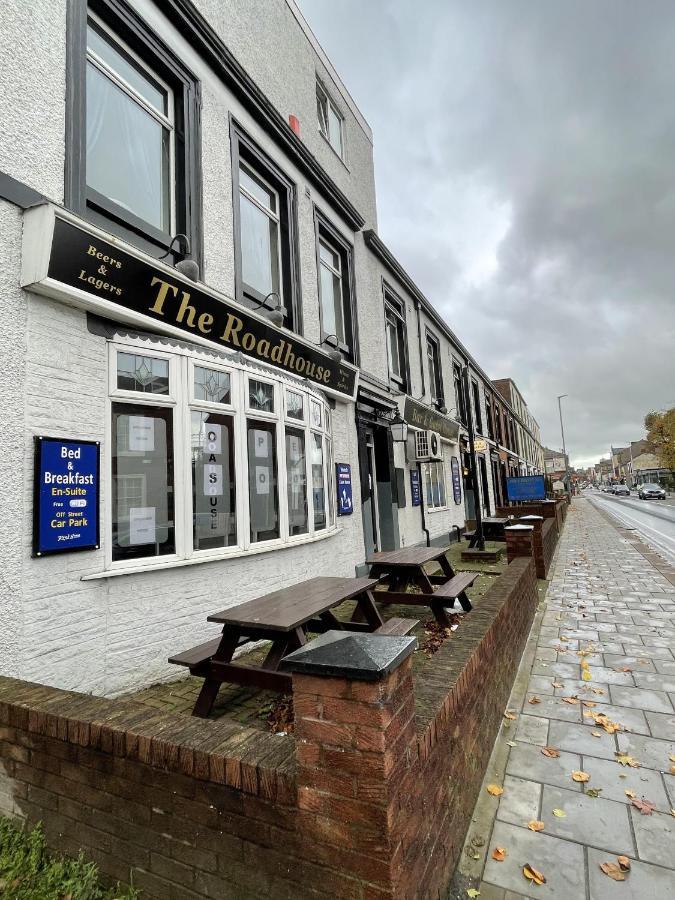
418,460,431,547
462,363,485,551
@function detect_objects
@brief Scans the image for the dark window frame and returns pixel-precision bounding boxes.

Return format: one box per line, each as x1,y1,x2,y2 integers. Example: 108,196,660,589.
452,360,467,424
65,0,203,266
231,118,302,333
471,379,483,435
383,283,409,392
313,208,358,363
425,331,444,409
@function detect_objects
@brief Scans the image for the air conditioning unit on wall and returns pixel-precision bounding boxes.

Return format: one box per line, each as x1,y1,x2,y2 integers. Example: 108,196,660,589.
415,430,442,461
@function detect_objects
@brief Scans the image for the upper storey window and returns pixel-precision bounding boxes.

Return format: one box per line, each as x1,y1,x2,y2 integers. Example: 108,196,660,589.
239,162,282,302
67,2,201,263
316,80,344,160
86,15,173,234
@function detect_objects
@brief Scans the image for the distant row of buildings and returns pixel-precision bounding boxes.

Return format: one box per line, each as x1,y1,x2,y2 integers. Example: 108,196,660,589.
592,442,673,488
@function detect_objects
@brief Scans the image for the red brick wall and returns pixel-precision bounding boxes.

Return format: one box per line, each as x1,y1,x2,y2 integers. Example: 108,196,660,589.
0,556,540,900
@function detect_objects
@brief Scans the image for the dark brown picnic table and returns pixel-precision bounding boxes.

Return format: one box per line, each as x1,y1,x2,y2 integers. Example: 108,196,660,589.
466,516,510,546
366,546,476,624
169,576,391,717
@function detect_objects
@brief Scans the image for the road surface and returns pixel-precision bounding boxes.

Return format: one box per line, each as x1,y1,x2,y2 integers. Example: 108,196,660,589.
588,488,675,564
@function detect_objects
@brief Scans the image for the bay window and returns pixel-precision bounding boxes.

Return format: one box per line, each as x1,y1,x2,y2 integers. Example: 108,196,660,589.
107,343,335,571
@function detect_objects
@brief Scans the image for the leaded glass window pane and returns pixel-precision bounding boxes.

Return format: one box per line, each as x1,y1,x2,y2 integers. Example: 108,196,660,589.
312,433,326,531
286,391,304,420
194,366,231,405
117,353,169,394
191,412,236,550
249,380,274,412
248,420,279,542
286,428,308,536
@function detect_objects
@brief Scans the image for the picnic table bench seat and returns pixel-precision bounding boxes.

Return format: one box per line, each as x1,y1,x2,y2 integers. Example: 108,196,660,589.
433,572,477,610
374,616,418,636
169,635,251,671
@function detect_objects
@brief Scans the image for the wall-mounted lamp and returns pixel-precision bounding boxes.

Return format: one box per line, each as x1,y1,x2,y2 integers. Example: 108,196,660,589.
320,334,342,362
159,233,200,282
388,410,408,443
250,292,284,327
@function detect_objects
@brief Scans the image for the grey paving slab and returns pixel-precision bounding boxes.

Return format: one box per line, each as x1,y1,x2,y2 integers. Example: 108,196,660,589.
616,732,675,772
527,675,556,696
603,653,656,672
515,715,549,746
496,775,542,827
574,755,671,808
645,710,675,741
609,685,674,714
653,658,675,675
630,808,675,867
587,848,675,900
531,661,579,679
622,644,673,660
535,647,557,661
547,721,618,761
521,694,582,724
665,773,675,808
482,821,586,900
634,672,675,692
583,665,637,686
541,784,635,855
506,742,583,791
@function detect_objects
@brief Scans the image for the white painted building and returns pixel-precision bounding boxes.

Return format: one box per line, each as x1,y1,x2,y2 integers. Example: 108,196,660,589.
0,0,543,695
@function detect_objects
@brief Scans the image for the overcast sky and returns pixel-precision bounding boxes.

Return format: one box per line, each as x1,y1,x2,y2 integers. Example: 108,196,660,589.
298,0,675,468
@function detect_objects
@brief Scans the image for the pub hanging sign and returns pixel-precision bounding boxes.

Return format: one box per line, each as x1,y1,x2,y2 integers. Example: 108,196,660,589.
33,436,100,556
21,207,359,402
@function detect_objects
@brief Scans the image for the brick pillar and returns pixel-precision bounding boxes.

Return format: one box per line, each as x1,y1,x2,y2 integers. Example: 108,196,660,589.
504,524,534,564
283,631,418,899
516,515,545,577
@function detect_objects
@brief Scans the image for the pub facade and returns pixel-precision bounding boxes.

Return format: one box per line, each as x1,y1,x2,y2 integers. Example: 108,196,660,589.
0,0,542,694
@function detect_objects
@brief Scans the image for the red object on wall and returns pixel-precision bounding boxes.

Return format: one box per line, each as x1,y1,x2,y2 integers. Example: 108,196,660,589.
288,114,300,135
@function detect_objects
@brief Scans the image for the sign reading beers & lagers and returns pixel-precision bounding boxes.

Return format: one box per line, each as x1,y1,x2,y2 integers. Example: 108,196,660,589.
21,206,358,401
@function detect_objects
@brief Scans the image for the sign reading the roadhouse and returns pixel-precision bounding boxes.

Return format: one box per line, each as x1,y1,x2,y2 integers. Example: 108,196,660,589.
336,463,353,516
451,456,462,505
410,469,421,506
33,437,100,556
506,475,546,502
402,396,460,442
35,214,357,400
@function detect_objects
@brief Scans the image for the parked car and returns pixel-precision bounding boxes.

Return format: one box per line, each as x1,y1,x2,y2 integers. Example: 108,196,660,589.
613,484,630,496
638,483,667,500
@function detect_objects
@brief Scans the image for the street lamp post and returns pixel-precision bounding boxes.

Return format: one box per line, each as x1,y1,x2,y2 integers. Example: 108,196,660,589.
557,394,570,492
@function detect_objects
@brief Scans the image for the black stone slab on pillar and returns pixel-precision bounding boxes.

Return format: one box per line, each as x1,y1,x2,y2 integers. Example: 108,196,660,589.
281,630,417,681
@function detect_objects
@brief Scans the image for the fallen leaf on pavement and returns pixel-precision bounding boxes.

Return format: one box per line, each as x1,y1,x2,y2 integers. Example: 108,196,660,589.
528,696,541,705
504,711,517,720
560,636,569,642
523,864,546,885
591,688,605,695
492,847,507,861
631,798,656,815
615,752,640,768
617,856,631,872
487,784,504,796
582,700,596,708
541,746,560,758
615,666,633,673
506,740,516,747
586,788,602,798
562,697,580,705
591,731,603,737
625,790,636,799
572,770,590,783
670,809,675,817
551,681,564,689
552,808,566,817
527,820,545,831
669,765,675,775
670,754,675,762
581,670,592,681
599,861,626,881
466,889,480,899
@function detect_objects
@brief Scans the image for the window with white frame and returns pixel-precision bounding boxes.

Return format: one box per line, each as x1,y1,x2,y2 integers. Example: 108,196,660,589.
316,80,344,159
108,345,335,569
422,460,447,510
239,162,282,303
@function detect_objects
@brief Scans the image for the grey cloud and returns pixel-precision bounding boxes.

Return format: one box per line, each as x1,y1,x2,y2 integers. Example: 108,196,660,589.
298,0,675,464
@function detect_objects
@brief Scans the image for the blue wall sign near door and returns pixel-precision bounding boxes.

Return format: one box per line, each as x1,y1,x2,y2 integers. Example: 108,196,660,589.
451,456,462,505
33,436,100,556
336,463,353,515
410,469,421,506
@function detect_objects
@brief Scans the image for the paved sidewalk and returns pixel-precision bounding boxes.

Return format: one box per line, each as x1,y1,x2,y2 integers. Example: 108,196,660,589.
456,498,675,899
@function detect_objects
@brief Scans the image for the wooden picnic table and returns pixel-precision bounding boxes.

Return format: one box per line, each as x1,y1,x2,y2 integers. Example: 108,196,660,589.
169,576,397,717
366,546,476,624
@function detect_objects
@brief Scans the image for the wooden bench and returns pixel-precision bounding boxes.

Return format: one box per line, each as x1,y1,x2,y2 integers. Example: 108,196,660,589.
433,572,477,612
169,635,251,672
375,617,418,636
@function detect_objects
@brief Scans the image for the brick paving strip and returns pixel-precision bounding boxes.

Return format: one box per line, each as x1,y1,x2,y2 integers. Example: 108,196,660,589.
451,497,675,900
